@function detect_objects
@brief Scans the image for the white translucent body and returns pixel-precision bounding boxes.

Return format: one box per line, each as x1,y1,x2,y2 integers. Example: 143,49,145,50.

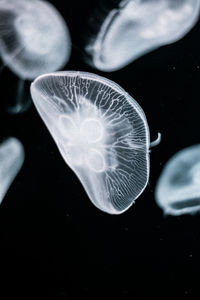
0,137,24,204
85,0,200,71
31,71,150,214
0,0,71,79
155,144,200,216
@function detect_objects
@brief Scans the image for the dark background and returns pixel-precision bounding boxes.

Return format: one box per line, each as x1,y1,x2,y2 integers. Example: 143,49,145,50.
0,0,200,299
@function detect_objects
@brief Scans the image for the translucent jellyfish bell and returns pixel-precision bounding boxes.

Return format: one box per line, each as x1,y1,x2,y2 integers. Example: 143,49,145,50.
30,71,154,214
0,0,71,80
0,137,24,204
155,144,200,216
84,0,200,71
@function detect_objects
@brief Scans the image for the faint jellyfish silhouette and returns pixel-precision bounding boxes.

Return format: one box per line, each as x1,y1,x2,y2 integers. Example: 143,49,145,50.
155,144,200,216
31,71,160,214
0,137,24,204
83,0,200,71
0,0,71,113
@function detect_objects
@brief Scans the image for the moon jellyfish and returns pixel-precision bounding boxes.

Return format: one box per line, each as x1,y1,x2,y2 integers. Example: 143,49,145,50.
0,137,24,204
0,0,71,79
83,0,200,71
30,71,157,214
155,144,200,216
0,0,71,113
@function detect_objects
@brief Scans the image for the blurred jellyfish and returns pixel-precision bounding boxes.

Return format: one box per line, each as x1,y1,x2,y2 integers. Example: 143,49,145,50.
155,144,200,216
0,137,24,204
0,0,71,113
30,71,160,214
0,0,71,79
83,0,200,71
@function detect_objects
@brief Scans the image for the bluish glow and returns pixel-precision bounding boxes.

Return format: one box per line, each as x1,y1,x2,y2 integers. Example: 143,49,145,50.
84,0,200,71
155,144,200,216
31,71,151,214
0,137,24,204
0,0,71,79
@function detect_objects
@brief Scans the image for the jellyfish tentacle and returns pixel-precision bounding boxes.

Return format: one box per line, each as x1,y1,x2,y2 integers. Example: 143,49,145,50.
150,132,161,148
7,78,31,114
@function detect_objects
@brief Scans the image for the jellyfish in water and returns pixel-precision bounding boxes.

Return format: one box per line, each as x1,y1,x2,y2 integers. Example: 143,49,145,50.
83,0,200,72
0,0,71,113
31,71,160,214
155,144,200,216
0,137,24,204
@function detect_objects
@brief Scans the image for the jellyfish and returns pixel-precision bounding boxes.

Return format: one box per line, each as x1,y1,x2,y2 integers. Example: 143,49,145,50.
155,144,200,216
0,137,24,204
83,0,200,72
30,71,160,214
0,0,71,113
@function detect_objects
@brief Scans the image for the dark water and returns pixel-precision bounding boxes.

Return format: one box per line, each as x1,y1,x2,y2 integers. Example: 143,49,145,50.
0,0,200,299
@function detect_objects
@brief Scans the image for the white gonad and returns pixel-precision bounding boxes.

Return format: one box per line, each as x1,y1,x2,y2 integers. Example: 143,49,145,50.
31,71,160,214
0,137,24,204
84,0,200,71
155,144,200,216
0,0,71,79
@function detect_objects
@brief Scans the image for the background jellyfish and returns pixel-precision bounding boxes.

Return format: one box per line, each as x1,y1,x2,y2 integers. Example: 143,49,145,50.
0,0,71,113
0,0,71,79
155,144,200,216
0,137,24,204
30,71,153,214
83,0,200,71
